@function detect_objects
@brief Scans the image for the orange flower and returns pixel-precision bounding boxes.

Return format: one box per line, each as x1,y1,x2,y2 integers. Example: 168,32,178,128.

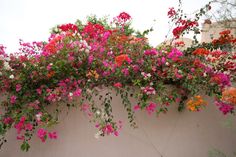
187,95,207,111
86,70,99,80
115,54,131,67
222,87,236,105
192,48,209,56
47,71,55,78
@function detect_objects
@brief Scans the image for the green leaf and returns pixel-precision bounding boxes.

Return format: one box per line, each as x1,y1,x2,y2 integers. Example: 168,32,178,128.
21,141,30,152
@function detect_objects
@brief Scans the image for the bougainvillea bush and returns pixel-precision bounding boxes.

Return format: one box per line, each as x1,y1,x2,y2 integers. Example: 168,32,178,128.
0,11,235,151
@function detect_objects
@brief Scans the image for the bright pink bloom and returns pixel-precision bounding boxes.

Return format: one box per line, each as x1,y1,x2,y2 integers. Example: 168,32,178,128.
10,95,17,104
215,100,234,115
103,124,114,135
114,82,122,88
25,123,33,131
88,55,94,64
37,128,47,142
73,88,82,97
133,104,141,111
167,48,183,61
16,135,25,140
58,23,78,32
36,88,42,95
47,64,52,71
117,12,131,22
144,49,158,55
168,7,176,18
3,117,13,125
16,84,22,92
81,104,90,112
114,131,119,136
121,68,129,76
146,102,157,115
48,131,57,139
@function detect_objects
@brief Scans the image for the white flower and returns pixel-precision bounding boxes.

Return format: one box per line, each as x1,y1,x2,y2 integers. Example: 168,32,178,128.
0,72,2,76
165,62,170,66
4,61,11,70
9,74,14,79
85,49,90,54
22,63,26,68
36,113,42,121
69,92,73,97
80,48,85,51
203,73,207,77
94,131,103,139
147,73,151,77
95,110,101,116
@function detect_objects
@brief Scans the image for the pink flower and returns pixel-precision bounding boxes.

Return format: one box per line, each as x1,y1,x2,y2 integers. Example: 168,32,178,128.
146,102,157,115
73,88,82,97
133,104,141,111
81,104,90,112
17,135,25,140
117,12,131,22
10,95,17,104
144,49,158,55
48,131,57,139
121,68,129,76
103,124,114,135
167,48,183,61
114,82,122,88
36,88,42,95
14,116,26,134
88,55,94,64
215,100,234,115
36,112,42,122
3,117,13,125
37,128,47,142
16,84,22,92
47,63,53,70
114,131,119,136
25,123,33,131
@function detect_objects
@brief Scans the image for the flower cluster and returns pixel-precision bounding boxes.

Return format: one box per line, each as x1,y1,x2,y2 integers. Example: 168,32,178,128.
186,95,207,112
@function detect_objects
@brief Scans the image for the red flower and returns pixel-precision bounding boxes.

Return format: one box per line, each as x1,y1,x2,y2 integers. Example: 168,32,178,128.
117,12,131,22
58,23,78,32
193,48,209,56
167,7,176,18
114,82,122,88
115,54,131,67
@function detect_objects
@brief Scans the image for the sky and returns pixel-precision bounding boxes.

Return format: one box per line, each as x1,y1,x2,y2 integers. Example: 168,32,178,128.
0,0,211,53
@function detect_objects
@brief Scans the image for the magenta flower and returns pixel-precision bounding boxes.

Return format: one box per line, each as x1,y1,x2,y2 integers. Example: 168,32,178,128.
88,55,94,64
16,84,22,92
133,104,141,111
25,123,33,131
73,88,82,97
117,12,131,22
167,48,183,61
48,131,57,140
16,135,25,141
114,82,122,88
215,100,234,115
146,102,157,115
144,49,158,56
10,95,17,104
37,128,47,142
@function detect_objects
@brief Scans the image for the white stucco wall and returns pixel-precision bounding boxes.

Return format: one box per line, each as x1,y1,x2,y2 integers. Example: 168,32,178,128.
0,91,236,157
